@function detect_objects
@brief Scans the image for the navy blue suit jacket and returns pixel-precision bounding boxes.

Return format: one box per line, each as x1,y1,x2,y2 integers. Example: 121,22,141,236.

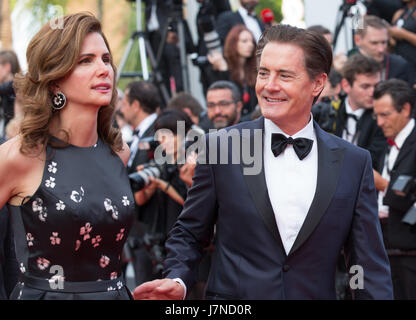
163,117,393,299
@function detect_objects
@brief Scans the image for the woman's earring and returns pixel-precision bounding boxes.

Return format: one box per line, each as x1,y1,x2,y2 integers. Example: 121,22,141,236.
52,91,66,110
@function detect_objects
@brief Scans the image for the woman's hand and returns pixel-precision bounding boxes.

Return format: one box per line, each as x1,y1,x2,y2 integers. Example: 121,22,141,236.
207,51,228,71
179,152,197,188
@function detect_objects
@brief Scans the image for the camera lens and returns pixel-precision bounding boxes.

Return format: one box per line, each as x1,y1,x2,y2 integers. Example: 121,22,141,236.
128,166,161,192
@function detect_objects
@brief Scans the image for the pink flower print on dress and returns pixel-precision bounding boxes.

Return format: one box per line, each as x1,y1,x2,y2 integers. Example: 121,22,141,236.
50,232,61,245
37,257,50,270
110,272,118,280
115,228,125,242
26,233,34,247
75,240,81,251
91,235,102,248
80,222,92,241
99,255,110,268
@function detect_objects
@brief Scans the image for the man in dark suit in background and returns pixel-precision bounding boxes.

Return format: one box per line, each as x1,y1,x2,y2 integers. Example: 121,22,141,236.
373,79,416,299
120,80,161,286
335,54,387,169
216,0,265,44
133,24,393,300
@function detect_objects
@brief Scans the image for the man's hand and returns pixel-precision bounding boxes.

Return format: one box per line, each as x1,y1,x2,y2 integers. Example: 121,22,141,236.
373,169,389,192
133,279,185,300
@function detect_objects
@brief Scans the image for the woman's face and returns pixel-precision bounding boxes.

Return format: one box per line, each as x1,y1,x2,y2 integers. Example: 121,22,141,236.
237,30,255,59
56,32,114,109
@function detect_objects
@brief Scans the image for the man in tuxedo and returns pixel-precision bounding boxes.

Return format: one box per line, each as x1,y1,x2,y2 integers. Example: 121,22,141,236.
133,24,393,300
216,0,265,44
351,15,415,87
120,80,161,286
206,80,243,129
373,79,416,299
335,54,387,169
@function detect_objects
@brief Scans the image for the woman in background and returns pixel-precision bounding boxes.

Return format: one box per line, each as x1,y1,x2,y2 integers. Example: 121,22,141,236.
207,24,258,120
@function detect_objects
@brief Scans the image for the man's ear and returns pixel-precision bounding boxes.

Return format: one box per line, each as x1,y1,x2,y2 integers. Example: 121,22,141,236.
4,62,11,74
312,73,327,97
354,34,362,47
341,78,352,95
402,102,412,118
236,101,243,113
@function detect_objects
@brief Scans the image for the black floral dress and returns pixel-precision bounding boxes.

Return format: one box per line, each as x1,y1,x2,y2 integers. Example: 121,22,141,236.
7,138,135,299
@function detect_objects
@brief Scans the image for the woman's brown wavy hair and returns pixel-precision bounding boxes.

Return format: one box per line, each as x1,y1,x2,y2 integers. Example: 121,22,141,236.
14,12,123,155
223,24,257,88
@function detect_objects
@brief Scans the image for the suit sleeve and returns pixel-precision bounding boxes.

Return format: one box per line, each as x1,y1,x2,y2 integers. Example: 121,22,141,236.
162,140,218,289
343,151,393,299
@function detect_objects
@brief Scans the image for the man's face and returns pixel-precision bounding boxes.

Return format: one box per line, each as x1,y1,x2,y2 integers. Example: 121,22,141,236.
240,0,259,12
120,89,137,126
342,73,380,110
206,88,241,129
374,94,410,140
255,42,326,134
355,26,388,63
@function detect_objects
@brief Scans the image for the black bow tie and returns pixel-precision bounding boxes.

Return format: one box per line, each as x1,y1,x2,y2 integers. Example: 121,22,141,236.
132,129,140,136
271,133,313,160
346,113,359,121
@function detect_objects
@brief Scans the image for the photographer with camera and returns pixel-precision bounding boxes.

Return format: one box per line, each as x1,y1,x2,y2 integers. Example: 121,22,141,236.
130,109,196,281
194,0,230,94
373,79,416,299
0,50,20,139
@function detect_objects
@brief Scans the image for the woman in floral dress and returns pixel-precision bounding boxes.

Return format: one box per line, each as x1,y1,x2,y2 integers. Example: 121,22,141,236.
0,12,135,299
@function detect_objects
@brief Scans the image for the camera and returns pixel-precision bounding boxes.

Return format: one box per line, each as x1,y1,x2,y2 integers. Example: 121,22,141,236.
311,97,338,134
129,162,163,192
192,0,222,67
128,232,166,274
391,175,416,225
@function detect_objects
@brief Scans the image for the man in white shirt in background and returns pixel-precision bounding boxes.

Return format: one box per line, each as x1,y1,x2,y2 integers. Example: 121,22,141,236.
216,0,265,44
373,78,416,300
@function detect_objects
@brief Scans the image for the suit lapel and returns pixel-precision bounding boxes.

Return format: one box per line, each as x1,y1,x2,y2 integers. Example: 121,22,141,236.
393,126,416,169
289,123,346,256
240,117,285,250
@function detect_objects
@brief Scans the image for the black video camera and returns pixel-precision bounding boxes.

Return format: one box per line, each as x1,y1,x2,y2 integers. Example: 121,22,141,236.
192,0,222,67
391,175,416,225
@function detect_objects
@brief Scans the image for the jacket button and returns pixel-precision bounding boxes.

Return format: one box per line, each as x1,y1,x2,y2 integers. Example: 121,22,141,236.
283,264,290,272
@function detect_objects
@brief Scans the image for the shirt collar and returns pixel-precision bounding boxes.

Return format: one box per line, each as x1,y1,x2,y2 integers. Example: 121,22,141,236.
136,113,157,137
264,114,315,141
395,118,415,149
238,6,255,18
345,98,365,118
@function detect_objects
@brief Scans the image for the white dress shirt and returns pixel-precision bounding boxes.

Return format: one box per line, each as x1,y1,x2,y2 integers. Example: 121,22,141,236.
378,118,415,216
342,98,365,144
127,113,158,168
264,116,318,255
238,7,262,43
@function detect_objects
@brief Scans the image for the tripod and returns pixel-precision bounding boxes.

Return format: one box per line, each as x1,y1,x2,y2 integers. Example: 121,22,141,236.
333,0,365,51
117,0,191,106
